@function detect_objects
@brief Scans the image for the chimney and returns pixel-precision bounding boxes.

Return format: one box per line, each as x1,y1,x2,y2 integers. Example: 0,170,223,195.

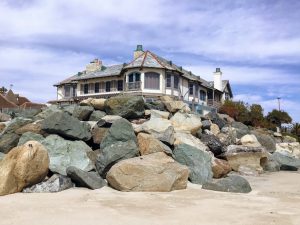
86,58,102,72
134,45,144,59
213,68,222,91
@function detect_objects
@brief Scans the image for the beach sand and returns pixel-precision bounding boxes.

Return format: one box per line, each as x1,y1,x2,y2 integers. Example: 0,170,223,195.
0,171,300,225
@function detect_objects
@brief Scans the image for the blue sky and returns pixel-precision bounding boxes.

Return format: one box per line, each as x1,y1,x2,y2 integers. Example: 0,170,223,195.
0,0,299,122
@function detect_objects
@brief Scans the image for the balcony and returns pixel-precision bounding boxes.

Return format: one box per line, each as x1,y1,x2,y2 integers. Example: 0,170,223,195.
207,99,222,108
126,81,142,91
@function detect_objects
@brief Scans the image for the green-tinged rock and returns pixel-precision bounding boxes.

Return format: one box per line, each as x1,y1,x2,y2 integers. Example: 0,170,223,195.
18,132,44,146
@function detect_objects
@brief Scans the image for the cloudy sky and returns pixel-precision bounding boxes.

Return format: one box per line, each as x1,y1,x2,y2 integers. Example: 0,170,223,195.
1,0,299,122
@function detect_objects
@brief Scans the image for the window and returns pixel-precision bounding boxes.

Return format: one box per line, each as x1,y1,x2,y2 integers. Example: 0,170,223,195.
174,75,179,89
189,83,194,95
128,72,141,82
84,84,89,94
200,90,206,101
105,81,111,92
166,74,171,88
117,80,123,91
64,85,70,97
144,72,160,90
95,82,100,93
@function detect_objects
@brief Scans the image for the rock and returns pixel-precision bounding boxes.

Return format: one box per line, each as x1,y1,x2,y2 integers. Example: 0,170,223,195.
283,135,297,143
251,130,276,152
15,121,44,135
173,143,213,184
91,127,109,145
201,120,211,130
66,166,106,190
280,165,298,171
202,175,252,193
0,141,49,196
134,118,175,145
35,105,62,120
196,128,202,138
89,111,106,121
18,132,44,146
0,123,6,133
2,117,32,134
0,132,20,153
145,101,165,111
106,152,189,192
163,100,188,113
200,134,224,156
137,133,172,156
272,152,300,169
90,98,106,110
97,115,123,127
130,118,147,125
72,105,94,121
41,112,91,141
104,95,145,119
170,112,202,135
262,154,280,172
61,104,76,115
0,152,5,161
212,158,232,178
23,174,74,193
273,132,282,138
13,108,42,119
96,140,139,177
222,145,268,173
0,113,10,122
275,142,300,158
149,109,170,119
79,98,93,106
211,117,226,130
210,123,220,135
232,122,250,138
174,132,209,152
238,165,259,176
100,118,137,149
218,113,235,124
240,134,262,147
42,135,94,175
218,127,237,146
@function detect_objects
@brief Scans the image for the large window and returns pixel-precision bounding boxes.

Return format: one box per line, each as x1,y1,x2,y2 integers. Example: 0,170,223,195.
128,72,141,82
84,84,89,94
95,82,100,93
145,72,160,90
166,74,171,88
105,81,111,92
200,90,206,101
117,80,123,91
174,75,179,89
64,85,70,97
189,83,194,95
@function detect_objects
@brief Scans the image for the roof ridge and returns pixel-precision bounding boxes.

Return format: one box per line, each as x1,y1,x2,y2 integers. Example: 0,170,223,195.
125,51,147,67
141,50,148,68
147,51,168,69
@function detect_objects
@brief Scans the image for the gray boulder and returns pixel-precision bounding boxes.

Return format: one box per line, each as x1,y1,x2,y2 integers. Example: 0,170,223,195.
89,111,106,121
201,120,211,130
0,133,20,153
42,135,94,175
35,105,62,120
173,143,213,184
232,122,250,138
41,112,91,141
0,152,5,161
251,130,276,152
263,155,280,172
272,152,300,169
23,174,74,193
18,132,44,146
61,105,76,115
66,166,106,190
2,117,32,134
200,134,224,156
202,175,252,193
72,105,94,121
104,95,145,119
96,140,139,177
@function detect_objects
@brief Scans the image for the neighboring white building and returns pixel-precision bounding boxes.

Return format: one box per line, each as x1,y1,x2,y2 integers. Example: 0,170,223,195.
52,45,233,114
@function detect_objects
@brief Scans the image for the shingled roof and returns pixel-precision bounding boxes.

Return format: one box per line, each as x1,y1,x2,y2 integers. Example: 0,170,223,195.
0,93,17,108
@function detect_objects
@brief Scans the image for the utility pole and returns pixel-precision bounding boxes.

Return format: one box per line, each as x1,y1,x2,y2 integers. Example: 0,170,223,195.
277,97,281,111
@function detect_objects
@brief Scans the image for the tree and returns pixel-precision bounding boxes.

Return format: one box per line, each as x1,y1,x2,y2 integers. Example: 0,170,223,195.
266,109,292,127
249,104,264,127
0,86,7,94
219,100,250,124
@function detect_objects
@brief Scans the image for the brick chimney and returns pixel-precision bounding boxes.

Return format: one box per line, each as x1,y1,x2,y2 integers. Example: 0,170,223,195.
86,58,102,72
134,45,144,59
213,68,222,91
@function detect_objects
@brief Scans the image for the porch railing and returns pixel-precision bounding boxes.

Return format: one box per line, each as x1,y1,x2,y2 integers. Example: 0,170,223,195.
207,99,222,108
125,81,142,91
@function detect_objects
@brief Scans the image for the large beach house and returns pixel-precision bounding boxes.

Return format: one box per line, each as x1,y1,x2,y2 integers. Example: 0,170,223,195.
53,45,233,114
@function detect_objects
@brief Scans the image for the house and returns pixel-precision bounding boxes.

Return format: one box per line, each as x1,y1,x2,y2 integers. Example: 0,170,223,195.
52,45,233,114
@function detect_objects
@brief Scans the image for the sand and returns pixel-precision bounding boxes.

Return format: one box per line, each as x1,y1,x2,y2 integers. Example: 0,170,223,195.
0,171,300,225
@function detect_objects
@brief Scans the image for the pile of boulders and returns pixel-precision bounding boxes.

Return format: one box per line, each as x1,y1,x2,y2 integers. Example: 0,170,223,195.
0,95,299,196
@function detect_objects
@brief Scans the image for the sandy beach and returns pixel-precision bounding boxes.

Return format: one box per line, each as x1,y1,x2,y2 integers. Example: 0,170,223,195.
0,171,299,225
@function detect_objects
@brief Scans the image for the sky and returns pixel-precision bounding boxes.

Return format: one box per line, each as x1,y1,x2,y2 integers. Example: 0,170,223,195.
0,0,299,122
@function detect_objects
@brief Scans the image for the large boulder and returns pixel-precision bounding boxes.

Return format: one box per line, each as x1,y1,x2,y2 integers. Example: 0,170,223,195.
2,117,32,134
90,98,106,110
149,109,170,119
163,100,189,113
272,152,300,169
200,134,224,156
231,122,250,138
97,115,123,127
106,152,189,192
212,158,232,178
240,134,262,147
80,98,93,106
262,154,280,172
170,112,202,135
41,112,91,141
0,123,6,133
72,106,94,121
0,133,20,153
218,126,237,146
275,142,300,158
202,175,252,193
35,105,62,120
23,174,74,193
210,123,220,136
15,121,44,135
0,112,11,122
134,118,175,145
251,130,276,152
104,95,145,119
0,152,5,161
137,133,172,156
91,127,109,145
89,111,106,121
0,141,49,196
41,135,94,175
222,145,268,172
67,166,106,190
173,143,213,184
174,132,208,152
18,132,44,146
